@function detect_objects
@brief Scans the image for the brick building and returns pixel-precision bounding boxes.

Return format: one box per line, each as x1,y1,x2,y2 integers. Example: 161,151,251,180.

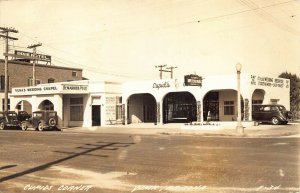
0,59,83,111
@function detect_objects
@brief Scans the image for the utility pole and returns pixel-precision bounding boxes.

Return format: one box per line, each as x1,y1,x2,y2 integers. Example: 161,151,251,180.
27,43,42,86
166,66,178,79
0,27,18,111
155,64,167,79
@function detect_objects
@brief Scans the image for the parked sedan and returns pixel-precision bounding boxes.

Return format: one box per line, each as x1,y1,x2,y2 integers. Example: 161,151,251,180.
252,104,292,125
0,111,23,130
22,110,59,131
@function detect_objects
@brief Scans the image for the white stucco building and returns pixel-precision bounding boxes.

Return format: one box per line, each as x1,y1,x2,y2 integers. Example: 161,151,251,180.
10,73,290,128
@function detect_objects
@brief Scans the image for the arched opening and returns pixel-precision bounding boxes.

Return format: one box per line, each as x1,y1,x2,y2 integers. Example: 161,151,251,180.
252,89,265,111
38,100,54,110
127,93,157,124
15,100,32,114
203,90,244,121
163,92,197,123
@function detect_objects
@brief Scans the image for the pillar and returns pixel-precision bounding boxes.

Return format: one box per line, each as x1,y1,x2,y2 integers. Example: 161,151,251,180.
196,101,201,122
156,102,162,125
53,94,63,127
243,98,249,121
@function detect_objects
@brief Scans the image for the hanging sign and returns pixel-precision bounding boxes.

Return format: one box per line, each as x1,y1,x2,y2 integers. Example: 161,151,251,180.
184,74,202,87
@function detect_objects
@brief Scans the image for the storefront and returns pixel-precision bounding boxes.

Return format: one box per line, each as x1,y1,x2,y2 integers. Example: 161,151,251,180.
10,80,122,127
122,74,290,125
10,73,290,127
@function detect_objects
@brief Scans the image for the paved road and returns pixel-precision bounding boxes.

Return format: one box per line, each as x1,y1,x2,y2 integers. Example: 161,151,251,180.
0,130,299,193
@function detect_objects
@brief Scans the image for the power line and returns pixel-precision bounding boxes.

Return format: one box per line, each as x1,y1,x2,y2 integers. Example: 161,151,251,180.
98,0,297,37
17,32,142,79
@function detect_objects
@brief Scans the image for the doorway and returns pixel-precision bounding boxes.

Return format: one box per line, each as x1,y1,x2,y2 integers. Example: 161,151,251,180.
163,92,197,123
92,105,101,126
203,91,219,121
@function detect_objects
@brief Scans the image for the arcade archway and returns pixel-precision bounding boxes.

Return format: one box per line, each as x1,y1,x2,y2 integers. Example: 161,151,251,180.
203,90,244,121
15,100,32,114
163,92,197,123
252,89,265,111
127,93,157,124
38,100,54,110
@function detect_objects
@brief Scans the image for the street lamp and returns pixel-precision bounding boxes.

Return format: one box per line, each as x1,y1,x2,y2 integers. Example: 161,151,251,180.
236,63,244,134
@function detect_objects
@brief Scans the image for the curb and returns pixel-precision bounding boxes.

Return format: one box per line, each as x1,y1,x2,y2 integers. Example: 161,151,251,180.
61,128,299,138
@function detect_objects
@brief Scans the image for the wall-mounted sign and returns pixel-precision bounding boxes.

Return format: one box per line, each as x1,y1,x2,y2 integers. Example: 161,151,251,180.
251,75,288,88
184,74,202,87
12,84,89,96
153,81,170,89
14,86,58,93
14,50,51,64
63,85,88,91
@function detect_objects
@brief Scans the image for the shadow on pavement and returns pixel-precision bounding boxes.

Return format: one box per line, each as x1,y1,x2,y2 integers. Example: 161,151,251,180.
0,141,135,183
0,165,17,170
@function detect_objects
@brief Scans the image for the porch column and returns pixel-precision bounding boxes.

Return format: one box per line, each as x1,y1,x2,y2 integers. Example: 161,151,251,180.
156,102,162,125
243,98,249,121
122,104,126,125
196,101,201,122
248,99,253,121
53,94,63,127
31,96,39,112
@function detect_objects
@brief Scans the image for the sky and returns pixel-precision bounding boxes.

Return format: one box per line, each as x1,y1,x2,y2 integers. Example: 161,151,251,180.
0,0,300,81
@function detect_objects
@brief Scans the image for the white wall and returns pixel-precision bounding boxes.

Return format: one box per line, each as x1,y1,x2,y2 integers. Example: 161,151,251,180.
219,90,237,121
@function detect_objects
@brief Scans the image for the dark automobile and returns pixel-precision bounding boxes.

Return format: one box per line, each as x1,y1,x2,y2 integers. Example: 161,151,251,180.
252,104,292,125
22,110,58,131
0,111,22,130
17,111,31,122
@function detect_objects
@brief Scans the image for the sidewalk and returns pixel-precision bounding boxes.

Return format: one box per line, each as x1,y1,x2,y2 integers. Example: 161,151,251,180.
62,122,300,138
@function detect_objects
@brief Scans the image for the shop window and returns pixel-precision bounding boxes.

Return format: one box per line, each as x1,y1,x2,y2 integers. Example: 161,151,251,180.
2,98,10,111
28,78,41,86
70,97,83,121
224,101,234,115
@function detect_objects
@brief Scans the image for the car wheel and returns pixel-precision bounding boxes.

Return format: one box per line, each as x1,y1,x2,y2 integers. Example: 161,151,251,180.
0,122,5,130
48,118,56,127
21,122,28,131
38,123,44,131
271,117,280,125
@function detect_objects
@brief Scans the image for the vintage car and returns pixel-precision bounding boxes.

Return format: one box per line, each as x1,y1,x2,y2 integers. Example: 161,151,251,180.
22,110,59,131
252,104,292,125
0,111,22,130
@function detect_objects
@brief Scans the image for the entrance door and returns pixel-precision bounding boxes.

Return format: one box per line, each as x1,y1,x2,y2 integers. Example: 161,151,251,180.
92,105,101,126
203,92,219,121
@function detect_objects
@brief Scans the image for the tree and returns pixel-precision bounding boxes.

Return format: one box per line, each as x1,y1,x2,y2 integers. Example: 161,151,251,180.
279,72,300,120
